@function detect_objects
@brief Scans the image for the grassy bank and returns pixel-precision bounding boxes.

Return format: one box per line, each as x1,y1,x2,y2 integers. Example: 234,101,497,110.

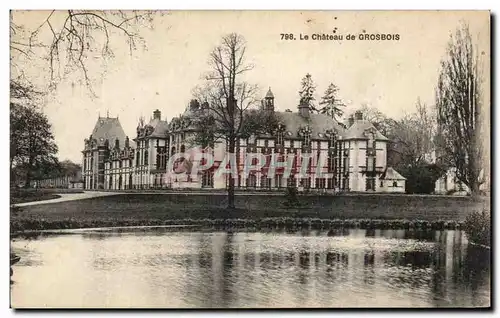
10,192,484,234
11,214,464,234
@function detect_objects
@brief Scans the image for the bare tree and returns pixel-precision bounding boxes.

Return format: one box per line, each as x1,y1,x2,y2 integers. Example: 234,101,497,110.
350,103,397,136
393,99,437,166
10,10,161,96
435,22,485,195
193,33,260,210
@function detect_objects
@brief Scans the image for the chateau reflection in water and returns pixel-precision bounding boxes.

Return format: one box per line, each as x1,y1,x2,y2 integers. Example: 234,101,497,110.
11,228,490,308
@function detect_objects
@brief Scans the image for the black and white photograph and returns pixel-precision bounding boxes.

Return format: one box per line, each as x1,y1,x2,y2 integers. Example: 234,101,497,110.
9,9,491,309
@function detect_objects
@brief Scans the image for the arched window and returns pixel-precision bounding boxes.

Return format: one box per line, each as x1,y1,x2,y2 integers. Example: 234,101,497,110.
393,181,398,187
136,151,140,166
171,146,176,156
180,144,186,153
144,150,149,165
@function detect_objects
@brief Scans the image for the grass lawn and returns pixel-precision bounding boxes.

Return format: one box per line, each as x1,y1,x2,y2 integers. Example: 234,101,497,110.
10,188,85,204
10,193,486,233
10,193,61,204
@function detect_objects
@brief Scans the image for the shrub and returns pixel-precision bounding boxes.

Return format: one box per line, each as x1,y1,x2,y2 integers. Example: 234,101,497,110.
283,186,301,208
400,163,444,194
463,209,491,247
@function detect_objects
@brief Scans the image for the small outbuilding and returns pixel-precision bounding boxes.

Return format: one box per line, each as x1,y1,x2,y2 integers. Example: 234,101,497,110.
379,167,406,193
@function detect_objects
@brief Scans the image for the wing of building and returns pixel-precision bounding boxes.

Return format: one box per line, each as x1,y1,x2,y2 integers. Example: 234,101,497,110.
81,89,405,193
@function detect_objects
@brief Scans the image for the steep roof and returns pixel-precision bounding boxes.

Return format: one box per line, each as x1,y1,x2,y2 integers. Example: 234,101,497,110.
90,117,127,146
380,167,406,180
343,119,389,141
265,88,274,99
275,111,345,140
150,120,169,138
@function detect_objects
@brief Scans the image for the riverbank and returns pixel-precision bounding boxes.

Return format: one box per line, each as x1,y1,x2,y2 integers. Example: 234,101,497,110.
10,192,487,234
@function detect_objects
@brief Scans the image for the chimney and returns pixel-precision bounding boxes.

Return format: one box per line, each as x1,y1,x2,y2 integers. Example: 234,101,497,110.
189,99,200,111
153,109,161,120
355,111,363,121
298,100,310,117
348,115,354,127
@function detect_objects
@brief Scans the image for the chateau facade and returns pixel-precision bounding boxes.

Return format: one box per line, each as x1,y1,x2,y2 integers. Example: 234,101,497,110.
82,89,405,193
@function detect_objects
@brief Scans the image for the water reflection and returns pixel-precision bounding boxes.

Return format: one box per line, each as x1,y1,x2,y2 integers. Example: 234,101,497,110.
11,229,490,308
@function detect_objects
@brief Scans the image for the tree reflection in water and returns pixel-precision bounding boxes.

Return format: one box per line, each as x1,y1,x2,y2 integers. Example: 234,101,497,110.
10,228,491,308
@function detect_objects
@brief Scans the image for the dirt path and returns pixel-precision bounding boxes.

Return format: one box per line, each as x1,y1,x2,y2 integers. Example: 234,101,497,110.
13,191,122,207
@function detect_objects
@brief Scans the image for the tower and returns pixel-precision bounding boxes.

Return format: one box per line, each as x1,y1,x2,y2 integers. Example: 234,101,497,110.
264,87,275,111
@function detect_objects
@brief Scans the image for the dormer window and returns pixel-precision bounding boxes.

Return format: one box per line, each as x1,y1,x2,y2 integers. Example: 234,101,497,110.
276,124,285,145
304,133,311,147
248,134,256,145
298,126,312,150
367,132,375,150
326,130,337,151
277,132,283,145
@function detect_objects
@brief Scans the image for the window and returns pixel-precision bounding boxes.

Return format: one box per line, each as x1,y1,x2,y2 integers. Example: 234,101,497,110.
180,144,186,153
261,175,271,189
392,181,398,187
144,150,149,165
246,174,257,188
366,178,375,191
367,157,374,171
301,177,311,189
316,178,326,189
136,152,140,166
342,176,349,190
367,133,375,150
277,131,284,145
304,134,311,148
380,180,384,187
327,177,335,189
275,175,283,188
287,177,296,187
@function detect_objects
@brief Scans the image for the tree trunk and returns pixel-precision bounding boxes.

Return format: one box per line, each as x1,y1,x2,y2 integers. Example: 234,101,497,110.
470,180,481,197
24,157,34,189
10,159,14,186
24,169,31,189
227,137,236,210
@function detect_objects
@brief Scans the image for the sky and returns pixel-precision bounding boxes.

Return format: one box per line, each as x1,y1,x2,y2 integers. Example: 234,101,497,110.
10,10,490,163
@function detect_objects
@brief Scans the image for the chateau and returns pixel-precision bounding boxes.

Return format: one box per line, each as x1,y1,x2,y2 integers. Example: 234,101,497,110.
82,89,406,193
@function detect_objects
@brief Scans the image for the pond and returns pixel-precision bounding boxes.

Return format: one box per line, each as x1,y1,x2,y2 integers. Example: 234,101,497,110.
10,228,490,308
